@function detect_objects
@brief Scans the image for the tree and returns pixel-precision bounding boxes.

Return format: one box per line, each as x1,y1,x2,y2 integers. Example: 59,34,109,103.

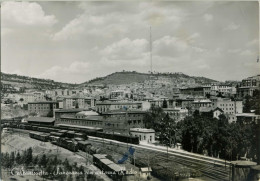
217,92,224,98
45,159,54,178
25,147,33,166
243,95,251,113
10,152,15,166
16,152,21,164
39,154,47,168
19,98,24,102
162,99,168,108
79,165,85,175
33,155,38,165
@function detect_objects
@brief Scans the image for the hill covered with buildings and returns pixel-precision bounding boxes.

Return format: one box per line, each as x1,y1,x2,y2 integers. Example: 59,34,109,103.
1,72,77,93
81,71,217,87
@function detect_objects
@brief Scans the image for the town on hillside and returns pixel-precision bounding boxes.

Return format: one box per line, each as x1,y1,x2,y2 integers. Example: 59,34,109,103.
1,72,260,181
1,1,259,181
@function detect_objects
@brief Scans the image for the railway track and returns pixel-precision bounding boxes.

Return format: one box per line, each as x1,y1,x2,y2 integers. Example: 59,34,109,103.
88,137,231,181
9,128,231,181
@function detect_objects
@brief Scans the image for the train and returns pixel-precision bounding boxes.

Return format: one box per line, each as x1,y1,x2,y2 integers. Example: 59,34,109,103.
9,122,139,145
51,138,79,152
29,132,50,142
93,154,126,181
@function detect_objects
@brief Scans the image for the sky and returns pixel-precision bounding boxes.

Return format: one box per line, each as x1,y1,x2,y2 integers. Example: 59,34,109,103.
1,1,259,83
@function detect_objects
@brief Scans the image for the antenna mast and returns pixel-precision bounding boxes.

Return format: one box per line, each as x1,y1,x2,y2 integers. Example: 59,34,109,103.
150,26,153,74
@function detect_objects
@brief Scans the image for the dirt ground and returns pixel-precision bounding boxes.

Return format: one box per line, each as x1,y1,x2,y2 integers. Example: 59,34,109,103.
1,131,111,181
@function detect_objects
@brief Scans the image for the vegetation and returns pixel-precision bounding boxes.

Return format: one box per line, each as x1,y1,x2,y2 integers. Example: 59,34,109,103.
144,107,257,161
243,90,260,114
1,147,86,180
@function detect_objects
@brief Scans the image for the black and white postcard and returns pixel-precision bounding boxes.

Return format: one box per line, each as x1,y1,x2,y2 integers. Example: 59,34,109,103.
1,1,260,181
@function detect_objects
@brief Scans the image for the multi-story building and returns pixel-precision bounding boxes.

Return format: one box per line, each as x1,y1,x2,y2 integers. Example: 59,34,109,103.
163,107,188,122
28,101,58,117
180,86,211,97
175,98,194,110
191,99,212,113
211,98,243,115
45,89,83,100
62,96,96,109
110,90,131,99
218,84,232,96
102,110,146,134
54,108,86,123
56,110,103,131
210,97,243,122
237,75,260,98
96,101,143,113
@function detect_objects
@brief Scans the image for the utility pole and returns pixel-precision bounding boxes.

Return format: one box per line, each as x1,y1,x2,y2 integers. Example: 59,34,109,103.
150,26,153,74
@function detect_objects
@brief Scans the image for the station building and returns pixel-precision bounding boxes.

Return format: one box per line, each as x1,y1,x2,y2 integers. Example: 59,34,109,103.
130,128,155,143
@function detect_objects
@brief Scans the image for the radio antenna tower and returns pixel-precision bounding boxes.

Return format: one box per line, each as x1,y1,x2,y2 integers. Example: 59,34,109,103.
150,26,153,74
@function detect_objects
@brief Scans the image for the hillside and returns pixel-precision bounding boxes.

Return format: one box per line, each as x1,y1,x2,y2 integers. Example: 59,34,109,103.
1,72,77,92
1,71,218,92
81,71,217,86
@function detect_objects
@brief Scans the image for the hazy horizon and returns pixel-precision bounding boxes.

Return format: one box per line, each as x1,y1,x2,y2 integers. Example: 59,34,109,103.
2,1,259,83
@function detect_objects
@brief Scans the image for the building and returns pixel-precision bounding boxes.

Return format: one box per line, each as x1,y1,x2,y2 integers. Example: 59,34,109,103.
163,107,188,122
236,113,260,125
175,98,194,109
191,99,212,113
96,101,143,113
213,107,224,119
211,98,243,114
56,110,103,131
237,75,260,98
28,101,58,117
26,117,55,126
102,110,146,134
110,90,130,99
62,96,95,109
54,109,87,123
180,86,211,97
130,128,155,143
139,167,152,179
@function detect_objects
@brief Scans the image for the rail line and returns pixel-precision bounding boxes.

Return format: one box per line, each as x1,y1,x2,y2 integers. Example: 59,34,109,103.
7,128,230,181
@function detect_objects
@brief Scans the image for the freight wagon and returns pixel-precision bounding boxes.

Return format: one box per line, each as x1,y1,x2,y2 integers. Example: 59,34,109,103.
29,132,49,142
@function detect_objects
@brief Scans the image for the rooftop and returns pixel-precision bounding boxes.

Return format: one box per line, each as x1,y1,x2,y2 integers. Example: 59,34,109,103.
236,113,259,117
96,101,142,105
102,109,146,115
27,117,55,123
28,101,57,104
56,124,103,130
55,109,86,113
130,128,155,133
140,167,152,172
76,110,100,116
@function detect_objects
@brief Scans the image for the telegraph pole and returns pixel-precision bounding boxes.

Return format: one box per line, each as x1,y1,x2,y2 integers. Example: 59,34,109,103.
150,26,153,74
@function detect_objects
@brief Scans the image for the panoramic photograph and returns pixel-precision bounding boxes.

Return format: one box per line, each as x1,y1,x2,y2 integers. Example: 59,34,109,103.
1,1,260,181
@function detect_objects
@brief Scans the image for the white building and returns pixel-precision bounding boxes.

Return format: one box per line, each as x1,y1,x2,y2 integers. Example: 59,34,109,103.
130,128,155,143
211,98,243,115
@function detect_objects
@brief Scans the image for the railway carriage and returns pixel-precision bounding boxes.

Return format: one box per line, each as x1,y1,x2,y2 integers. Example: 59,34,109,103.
29,132,49,142
78,141,92,151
